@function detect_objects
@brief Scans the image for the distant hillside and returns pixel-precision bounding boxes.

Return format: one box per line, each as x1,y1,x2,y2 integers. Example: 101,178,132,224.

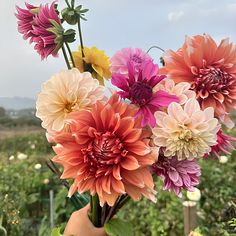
0,97,35,110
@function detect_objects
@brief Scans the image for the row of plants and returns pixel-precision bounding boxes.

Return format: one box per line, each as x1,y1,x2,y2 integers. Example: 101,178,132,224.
0,133,236,235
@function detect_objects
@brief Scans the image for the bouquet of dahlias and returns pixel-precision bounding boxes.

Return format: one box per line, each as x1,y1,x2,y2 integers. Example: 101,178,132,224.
16,0,236,235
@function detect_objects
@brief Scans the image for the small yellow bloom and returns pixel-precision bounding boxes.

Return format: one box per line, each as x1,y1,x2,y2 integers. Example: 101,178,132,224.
73,47,111,85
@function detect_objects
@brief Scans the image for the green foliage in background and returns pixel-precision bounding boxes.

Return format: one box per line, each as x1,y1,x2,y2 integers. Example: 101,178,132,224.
0,132,236,235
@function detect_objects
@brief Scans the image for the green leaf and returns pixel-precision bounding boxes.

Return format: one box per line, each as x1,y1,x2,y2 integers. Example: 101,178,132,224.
104,218,133,236
51,227,63,236
71,0,75,9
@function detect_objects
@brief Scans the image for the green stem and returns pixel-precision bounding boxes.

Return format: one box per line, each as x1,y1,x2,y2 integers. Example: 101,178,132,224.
65,0,71,8
62,45,71,69
77,18,85,69
65,42,76,68
90,194,100,227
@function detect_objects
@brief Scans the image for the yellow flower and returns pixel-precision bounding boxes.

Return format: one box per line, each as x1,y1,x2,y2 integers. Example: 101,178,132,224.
73,47,111,85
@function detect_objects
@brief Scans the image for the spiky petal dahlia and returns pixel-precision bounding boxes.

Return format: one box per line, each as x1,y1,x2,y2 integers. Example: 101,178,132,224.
15,3,38,41
112,61,179,127
152,98,219,160
16,2,63,59
162,34,236,128
51,93,156,206
152,155,201,196
208,129,236,158
36,68,104,132
73,47,111,85
110,48,153,76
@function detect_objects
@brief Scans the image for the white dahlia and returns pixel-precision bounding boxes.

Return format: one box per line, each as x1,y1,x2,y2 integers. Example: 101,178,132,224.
36,68,104,132
152,98,219,160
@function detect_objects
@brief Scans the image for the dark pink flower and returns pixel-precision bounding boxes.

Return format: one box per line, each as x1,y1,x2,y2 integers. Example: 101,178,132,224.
208,129,236,158
112,61,179,127
32,2,63,59
16,2,63,60
152,155,201,196
15,3,38,41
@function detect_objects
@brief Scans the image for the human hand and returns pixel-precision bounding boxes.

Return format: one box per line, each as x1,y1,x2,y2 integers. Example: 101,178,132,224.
64,204,106,236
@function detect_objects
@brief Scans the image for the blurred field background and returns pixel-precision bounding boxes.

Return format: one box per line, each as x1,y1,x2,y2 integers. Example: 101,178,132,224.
0,106,236,236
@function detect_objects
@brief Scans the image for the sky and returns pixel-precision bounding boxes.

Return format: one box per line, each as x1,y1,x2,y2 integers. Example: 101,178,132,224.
1,0,236,98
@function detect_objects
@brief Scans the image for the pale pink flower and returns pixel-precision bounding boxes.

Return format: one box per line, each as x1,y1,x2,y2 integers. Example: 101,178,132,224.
152,98,219,160
36,69,104,132
154,78,196,105
110,48,153,76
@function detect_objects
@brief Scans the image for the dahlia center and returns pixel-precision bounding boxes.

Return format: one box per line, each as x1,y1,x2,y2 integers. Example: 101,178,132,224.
131,55,143,64
64,102,76,113
192,67,230,99
130,81,153,105
81,132,128,178
177,125,193,141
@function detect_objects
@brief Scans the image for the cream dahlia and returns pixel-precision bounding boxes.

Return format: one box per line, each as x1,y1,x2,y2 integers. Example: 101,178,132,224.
152,98,219,160
162,34,236,128
154,78,196,105
36,68,104,132
51,93,156,206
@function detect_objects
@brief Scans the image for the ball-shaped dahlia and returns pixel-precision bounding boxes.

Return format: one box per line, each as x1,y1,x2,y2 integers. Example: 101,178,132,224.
51,93,156,206
152,98,219,160
162,34,236,128
36,68,104,132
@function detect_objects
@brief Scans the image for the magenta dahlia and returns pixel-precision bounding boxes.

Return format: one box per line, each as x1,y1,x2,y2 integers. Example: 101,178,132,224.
112,61,179,127
16,2,63,60
208,129,236,158
152,156,201,196
15,3,38,41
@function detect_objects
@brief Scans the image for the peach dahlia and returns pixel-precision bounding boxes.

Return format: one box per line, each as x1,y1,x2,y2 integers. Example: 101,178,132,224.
162,34,236,127
51,93,156,206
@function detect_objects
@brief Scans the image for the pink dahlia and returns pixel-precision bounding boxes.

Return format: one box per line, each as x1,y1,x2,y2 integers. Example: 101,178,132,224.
15,3,38,41
110,48,153,75
208,129,236,158
112,61,179,127
16,2,63,60
52,93,156,206
32,2,63,59
152,155,201,196
162,35,236,128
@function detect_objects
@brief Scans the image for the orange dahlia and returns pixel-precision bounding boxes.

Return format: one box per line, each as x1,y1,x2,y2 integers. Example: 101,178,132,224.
162,34,236,127
52,93,156,206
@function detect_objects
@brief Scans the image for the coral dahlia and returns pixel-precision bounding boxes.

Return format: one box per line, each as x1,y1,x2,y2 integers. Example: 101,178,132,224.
51,93,157,206
162,34,236,128
112,61,179,127
152,98,219,160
